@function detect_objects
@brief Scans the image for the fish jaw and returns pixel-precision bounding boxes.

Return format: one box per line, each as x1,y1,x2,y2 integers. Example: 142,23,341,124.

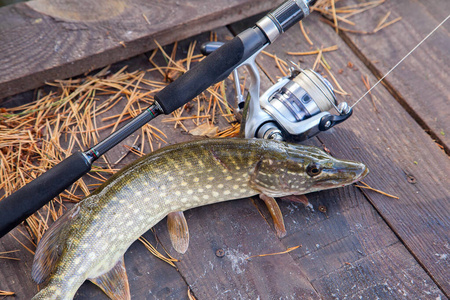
308,159,368,192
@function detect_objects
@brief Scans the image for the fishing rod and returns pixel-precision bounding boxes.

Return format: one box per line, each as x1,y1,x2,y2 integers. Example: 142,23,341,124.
0,0,318,238
1,3,447,239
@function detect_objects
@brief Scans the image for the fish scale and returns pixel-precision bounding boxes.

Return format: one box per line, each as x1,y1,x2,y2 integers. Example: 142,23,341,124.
31,138,368,299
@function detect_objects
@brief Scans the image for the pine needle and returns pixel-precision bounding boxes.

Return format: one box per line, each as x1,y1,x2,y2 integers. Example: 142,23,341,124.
312,48,324,71
316,0,398,35
246,245,301,260
374,16,402,33
0,290,15,296
331,0,338,33
0,250,20,261
299,21,314,45
9,233,35,255
287,45,338,56
361,74,378,112
356,181,399,199
138,237,178,267
215,123,241,138
187,288,197,300
319,60,349,95
374,11,391,31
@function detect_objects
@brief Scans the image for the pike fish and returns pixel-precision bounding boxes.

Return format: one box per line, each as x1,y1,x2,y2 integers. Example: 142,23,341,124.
31,138,368,299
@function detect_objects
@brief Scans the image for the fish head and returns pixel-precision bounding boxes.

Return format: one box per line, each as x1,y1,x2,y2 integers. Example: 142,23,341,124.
250,142,368,197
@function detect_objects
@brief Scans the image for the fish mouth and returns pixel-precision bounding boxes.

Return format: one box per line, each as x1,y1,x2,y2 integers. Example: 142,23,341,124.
312,161,369,190
358,166,369,181
336,161,369,185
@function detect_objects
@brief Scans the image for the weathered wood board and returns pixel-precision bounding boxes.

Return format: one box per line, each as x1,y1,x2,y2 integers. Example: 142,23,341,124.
1,1,449,299
329,0,450,150
0,0,283,100
242,9,450,297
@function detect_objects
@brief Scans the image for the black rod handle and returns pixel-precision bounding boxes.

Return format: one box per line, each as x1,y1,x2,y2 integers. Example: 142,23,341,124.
268,0,308,33
0,152,91,238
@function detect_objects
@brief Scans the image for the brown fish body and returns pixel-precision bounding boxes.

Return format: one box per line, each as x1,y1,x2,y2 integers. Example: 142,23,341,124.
31,138,368,299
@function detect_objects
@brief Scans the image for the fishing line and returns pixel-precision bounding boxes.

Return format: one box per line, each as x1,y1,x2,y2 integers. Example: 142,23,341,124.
351,14,450,109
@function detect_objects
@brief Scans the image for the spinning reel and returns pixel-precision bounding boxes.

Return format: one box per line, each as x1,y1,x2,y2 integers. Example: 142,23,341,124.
202,42,352,142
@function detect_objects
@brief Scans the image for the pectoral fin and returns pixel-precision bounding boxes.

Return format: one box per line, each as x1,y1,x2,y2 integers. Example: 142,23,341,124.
259,194,286,238
167,211,189,254
89,256,130,300
32,203,80,283
280,195,310,207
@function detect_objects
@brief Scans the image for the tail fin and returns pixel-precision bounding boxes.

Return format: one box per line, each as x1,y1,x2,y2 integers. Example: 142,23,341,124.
32,203,80,283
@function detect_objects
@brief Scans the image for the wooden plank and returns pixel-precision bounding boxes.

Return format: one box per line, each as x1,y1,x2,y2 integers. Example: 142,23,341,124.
0,0,282,100
0,230,36,299
141,24,446,299
242,10,450,296
311,242,444,299
0,27,319,299
279,189,444,299
324,0,450,150
155,200,320,299
1,9,448,300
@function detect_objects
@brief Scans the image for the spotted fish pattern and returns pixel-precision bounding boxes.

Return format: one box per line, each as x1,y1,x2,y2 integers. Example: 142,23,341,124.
31,138,368,299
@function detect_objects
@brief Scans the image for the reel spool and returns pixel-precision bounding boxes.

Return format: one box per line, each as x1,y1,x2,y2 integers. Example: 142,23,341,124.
266,69,337,123
255,68,352,141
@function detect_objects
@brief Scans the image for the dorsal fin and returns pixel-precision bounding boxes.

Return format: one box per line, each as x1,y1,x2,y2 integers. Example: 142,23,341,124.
167,211,189,254
89,256,130,300
31,203,81,283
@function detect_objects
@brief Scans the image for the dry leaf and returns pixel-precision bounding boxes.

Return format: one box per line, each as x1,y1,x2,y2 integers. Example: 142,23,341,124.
189,122,218,137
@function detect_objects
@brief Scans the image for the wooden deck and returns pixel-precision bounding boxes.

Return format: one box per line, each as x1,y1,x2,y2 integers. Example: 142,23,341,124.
1,0,449,299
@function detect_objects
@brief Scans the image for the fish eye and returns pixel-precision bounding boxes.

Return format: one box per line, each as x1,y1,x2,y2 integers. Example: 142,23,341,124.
306,163,322,177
